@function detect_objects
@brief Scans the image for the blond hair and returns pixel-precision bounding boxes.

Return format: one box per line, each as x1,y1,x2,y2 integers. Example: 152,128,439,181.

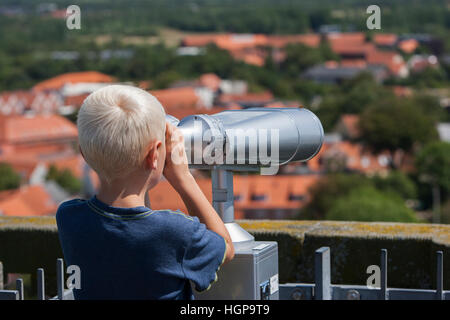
77,84,165,183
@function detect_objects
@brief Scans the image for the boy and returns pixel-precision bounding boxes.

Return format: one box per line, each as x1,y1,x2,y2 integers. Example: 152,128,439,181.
56,84,235,300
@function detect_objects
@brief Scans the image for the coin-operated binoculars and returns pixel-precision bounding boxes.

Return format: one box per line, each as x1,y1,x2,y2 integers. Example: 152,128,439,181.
166,107,324,300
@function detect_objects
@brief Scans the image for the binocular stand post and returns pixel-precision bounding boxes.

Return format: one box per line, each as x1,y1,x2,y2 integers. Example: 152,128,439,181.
211,168,254,245
194,166,279,300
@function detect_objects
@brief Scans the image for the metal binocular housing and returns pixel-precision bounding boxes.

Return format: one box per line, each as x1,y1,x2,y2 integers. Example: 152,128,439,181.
166,107,324,244
166,107,324,170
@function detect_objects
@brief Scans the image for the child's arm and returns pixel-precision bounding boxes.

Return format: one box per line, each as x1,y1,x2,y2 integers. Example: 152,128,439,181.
163,123,235,263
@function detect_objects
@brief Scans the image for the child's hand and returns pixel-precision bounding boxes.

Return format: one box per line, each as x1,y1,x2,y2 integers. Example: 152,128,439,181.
163,125,234,263
163,122,192,186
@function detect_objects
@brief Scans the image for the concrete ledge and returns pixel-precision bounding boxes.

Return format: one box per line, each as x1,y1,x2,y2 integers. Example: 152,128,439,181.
237,220,450,289
0,217,449,291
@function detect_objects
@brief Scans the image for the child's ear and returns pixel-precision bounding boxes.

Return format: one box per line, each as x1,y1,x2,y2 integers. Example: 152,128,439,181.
146,141,162,170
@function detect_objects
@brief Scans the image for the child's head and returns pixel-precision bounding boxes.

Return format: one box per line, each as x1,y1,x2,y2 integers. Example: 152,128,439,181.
77,84,166,185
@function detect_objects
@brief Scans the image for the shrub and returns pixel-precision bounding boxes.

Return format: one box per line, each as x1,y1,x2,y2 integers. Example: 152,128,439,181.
325,186,419,223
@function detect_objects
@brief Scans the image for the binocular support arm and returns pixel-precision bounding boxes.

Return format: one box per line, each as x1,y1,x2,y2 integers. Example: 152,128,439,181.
167,107,324,244
211,169,234,223
210,167,255,244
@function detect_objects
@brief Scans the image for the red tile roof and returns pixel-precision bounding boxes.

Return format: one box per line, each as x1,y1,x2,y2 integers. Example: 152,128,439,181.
0,91,62,115
326,32,366,45
164,106,233,122
150,87,203,109
398,39,419,54
64,93,89,107
217,91,274,104
0,185,57,216
0,114,78,145
198,73,221,91
373,34,398,47
182,33,321,51
216,34,268,51
320,141,391,174
232,50,266,66
330,42,375,57
267,34,321,48
33,71,115,92
366,50,407,76
148,174,321,219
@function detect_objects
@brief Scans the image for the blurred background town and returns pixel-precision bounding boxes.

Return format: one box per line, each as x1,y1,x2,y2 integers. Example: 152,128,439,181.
0,0,449,224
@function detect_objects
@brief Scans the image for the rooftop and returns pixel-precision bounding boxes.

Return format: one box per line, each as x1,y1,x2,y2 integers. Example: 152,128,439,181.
0,114,78,145
32,71,115,92
0,185,57,216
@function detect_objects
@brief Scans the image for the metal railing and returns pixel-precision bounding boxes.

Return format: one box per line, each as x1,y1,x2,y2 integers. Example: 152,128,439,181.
279,247,449,300
1,247,448,300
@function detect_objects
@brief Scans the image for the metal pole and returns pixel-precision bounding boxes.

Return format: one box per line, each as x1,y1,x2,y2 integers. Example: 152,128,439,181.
436,251,443,300
211,167,254,244
16,278,24,300
315,247,331,300
0,261,3,290
57,258,64,300
37,268,45,300
380,249,388,300
211,168,234,223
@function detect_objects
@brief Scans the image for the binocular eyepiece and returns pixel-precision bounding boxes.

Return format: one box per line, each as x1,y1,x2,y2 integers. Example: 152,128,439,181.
166,107,324,173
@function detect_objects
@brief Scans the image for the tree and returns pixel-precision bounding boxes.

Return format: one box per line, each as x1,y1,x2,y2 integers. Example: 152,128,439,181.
325,187,419,223
46,165,81,195
415,142,450,223
338,73,390,114
359,96,438,153
315,73,389,131
281,44,324,77
416,142,450,193
301,172,421,221
0,163,21,191
302,173,372,220
372,171,417,200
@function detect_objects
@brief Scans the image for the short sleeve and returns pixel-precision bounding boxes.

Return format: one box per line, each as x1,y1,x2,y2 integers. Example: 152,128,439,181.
182,217,227,292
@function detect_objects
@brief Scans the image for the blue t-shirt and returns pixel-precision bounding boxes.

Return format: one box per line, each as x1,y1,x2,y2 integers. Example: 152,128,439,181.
56,196,226,300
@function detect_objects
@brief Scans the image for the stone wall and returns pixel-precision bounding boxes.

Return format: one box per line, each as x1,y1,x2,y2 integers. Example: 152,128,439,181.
0,217,449,292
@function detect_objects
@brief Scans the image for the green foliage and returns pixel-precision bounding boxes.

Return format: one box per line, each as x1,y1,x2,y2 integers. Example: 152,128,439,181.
409,67,448,89
415,142,450,193
152,70,184,89
325,186,418,222
359,95,438,152
0,163,21,191
302,174,372,220
315,73,390,131
281,43,339,78
281,44,324,76
303,172,419,221
372,171,418,200
442,200,450,224
46,165,81,195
